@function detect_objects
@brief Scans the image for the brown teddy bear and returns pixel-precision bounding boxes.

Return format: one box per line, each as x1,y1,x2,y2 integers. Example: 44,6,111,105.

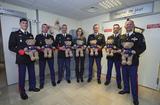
121,41,136,65
64,41,73,57
88,39,98,56
42,38,55,58
105,38,116,57
24,38,39,61
73,39,86,57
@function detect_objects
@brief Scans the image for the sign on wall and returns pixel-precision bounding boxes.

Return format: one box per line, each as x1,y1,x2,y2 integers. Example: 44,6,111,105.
110,3,153,19
147,23,160,29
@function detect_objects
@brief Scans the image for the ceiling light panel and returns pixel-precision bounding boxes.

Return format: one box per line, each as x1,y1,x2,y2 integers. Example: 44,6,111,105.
98,0,122,9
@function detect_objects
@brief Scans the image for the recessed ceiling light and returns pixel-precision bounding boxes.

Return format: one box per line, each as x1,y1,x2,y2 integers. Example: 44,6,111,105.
87,7,98,13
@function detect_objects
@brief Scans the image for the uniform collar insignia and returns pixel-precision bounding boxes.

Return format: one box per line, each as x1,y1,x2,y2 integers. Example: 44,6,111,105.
18,29,22,33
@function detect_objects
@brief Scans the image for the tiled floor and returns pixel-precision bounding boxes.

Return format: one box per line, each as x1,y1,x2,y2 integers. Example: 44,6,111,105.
0,77,160,105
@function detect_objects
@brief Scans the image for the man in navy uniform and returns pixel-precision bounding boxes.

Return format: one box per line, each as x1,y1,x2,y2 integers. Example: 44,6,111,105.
87,24,105,84
8,18,40,100
118,20,146,105
35,24,56,89
55,24,72,84
104,24,122,89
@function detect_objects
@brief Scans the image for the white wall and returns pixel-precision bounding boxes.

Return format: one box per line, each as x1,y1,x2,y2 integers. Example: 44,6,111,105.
39,10,79,34
80,14,110,37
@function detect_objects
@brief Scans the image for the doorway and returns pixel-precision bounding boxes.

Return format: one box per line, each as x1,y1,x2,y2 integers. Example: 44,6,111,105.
0,17,7,89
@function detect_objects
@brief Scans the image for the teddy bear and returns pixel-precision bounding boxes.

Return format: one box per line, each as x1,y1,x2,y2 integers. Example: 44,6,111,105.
42,38,55,58
105,38,116,57
24,38,39,61
73,39,86,57
121,41,136,65
64,41,73,57
88,39,98,56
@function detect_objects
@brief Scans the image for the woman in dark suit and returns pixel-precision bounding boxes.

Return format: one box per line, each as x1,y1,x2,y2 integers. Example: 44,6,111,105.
73,28,86,83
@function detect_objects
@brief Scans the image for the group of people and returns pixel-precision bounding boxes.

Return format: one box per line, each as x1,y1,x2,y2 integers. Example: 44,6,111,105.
8,18,146,105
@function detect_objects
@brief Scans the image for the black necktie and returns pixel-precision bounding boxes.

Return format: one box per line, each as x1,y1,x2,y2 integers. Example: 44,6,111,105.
24,32,27,35
114,34,117,38
43,33,47,37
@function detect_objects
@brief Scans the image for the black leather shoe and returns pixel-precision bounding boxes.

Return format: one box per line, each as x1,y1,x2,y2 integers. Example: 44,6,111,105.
57,80,61,84
117,84,122,89
77,79,79,83
118,90,130,94
39,85,44,89
133,100,139,105
87,78,92,83
67,80,71,83
97,79,101,84
81,78,84,82
29,88,40,92
104,81,110,86
20,93,28,100
52,82,56,86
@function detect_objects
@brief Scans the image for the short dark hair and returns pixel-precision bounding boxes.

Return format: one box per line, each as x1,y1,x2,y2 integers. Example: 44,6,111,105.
126,18,130,21
62,24,67,27
93,24,99,28
76,27,84,36
113,24,120,27
42,24,49,29
20,18,28,23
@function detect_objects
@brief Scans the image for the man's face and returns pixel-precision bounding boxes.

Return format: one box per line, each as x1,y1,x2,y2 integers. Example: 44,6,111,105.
113,25,120,34
62,25,67,33
42,25,49,33
125,20,135,32
20,21,28,31
93,25,99,33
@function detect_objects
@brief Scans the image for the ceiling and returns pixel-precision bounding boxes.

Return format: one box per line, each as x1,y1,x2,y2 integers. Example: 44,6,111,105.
0,0,157,20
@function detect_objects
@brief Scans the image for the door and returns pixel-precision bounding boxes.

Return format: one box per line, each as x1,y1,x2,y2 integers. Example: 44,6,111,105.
1,15,20,85
0,17,7,88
